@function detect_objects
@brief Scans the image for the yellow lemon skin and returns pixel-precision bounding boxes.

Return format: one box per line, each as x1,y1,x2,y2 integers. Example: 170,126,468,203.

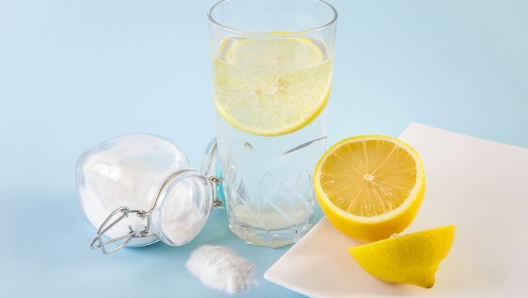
314,135,426,242
213,84,331,137
318,187,425,242
348,225,456,288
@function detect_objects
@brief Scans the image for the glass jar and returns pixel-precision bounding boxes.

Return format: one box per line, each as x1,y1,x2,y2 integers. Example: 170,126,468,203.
75,134,222,254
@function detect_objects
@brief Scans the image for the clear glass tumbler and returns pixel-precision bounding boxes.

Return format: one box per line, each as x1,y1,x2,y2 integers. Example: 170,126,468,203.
208,0,337,247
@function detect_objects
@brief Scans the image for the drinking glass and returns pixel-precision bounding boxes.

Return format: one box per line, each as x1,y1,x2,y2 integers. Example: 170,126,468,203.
208,0,337,247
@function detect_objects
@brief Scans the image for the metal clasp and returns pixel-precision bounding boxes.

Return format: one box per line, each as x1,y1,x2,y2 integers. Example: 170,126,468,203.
210,176,224,207
90,167,224,254
90,206,157,255
203,140,224,207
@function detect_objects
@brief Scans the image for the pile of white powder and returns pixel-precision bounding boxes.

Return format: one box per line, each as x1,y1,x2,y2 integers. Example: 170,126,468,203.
186,245,258,294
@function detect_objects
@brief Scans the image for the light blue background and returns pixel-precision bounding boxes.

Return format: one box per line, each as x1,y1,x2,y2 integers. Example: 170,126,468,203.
1,0,527,297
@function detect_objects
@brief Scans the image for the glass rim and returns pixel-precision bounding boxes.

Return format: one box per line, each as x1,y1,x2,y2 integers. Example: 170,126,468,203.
207,0,338,36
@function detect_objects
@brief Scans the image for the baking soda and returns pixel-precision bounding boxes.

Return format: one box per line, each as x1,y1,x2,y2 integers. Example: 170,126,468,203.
160,183,205,245
186,245,257,294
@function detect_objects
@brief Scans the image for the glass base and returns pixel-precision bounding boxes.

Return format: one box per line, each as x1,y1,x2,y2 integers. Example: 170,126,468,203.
228,214,314,248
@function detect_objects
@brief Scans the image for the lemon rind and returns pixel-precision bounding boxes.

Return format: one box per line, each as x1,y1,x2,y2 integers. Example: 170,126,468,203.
347,225,455,288
213,84,331,137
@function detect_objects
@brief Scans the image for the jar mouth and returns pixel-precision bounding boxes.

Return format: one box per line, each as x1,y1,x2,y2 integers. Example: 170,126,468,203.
153,170,215,246
207,0,338,37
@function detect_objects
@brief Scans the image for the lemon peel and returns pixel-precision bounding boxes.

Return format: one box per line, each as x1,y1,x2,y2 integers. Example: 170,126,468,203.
348,225,456,288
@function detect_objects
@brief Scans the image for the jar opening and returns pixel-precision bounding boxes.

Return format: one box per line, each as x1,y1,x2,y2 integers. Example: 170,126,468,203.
154,171,215,246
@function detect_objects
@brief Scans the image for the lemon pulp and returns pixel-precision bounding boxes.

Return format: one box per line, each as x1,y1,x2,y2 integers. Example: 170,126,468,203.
212,36,333,136
314,135,426,242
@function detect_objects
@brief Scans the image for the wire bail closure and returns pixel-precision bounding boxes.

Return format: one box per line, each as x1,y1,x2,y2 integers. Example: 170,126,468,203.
210,176,224,207
90,206,157,254
90,169,223,255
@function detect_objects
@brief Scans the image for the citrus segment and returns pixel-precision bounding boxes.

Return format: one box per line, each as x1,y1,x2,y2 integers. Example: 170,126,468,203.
212,37,333,136
348,225,456,288
314,135,425,242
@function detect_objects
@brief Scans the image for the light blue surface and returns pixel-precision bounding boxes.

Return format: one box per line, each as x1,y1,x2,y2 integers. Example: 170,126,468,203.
0,0,527,297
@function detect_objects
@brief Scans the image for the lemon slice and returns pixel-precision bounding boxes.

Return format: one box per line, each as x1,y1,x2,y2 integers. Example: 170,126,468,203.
314,135,426,242
349,225,456,288
212,37,333,136
224,37,324,69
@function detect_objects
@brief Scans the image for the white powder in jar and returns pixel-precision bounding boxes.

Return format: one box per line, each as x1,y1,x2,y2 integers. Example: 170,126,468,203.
160,183,206,246
186,245,258,294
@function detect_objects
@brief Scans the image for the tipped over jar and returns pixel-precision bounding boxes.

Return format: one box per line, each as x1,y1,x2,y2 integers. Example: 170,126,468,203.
76,134,222,254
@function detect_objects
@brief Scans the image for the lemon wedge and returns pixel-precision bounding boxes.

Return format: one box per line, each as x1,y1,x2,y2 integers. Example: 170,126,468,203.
314,135,426,242
212,36,333,136
349,225,456,288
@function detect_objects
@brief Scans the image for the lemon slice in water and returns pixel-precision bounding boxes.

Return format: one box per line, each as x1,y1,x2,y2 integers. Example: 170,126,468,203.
212,37,333,136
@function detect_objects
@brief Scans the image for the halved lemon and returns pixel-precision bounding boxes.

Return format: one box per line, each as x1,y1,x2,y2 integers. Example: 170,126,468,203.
314,135,426,242
212,36,333,136
349,225,456,288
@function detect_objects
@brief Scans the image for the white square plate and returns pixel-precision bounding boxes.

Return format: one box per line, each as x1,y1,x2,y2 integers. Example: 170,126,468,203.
265,123,528,297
